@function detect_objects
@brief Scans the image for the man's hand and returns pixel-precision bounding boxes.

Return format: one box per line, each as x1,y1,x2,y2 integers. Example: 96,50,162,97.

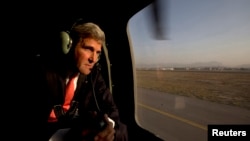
94,114,115,141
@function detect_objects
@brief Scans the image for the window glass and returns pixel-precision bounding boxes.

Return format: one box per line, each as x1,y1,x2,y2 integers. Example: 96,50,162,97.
128,0,250,140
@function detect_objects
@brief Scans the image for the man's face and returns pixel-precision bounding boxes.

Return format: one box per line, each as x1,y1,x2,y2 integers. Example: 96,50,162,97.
74,38,102,75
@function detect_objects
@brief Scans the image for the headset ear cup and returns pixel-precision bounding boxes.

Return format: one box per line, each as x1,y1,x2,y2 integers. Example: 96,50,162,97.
60,31,72,54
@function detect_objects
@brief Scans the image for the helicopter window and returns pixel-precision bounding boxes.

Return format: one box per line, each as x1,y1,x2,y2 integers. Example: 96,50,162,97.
128,0,250,140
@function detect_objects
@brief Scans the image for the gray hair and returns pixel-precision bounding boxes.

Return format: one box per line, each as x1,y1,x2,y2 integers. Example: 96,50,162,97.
71,22,106,46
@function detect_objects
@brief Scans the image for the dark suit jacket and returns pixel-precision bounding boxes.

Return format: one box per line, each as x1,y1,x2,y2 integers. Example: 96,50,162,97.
33,62,128,141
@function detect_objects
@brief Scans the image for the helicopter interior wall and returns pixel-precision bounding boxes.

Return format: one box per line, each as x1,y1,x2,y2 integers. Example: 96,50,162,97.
6,0,164,140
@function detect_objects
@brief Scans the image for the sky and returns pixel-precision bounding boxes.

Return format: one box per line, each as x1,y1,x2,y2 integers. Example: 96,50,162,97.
128,0,250,68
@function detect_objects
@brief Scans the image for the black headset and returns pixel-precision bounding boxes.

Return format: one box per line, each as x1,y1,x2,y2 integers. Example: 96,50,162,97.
60,30,72,55
59,18,85,55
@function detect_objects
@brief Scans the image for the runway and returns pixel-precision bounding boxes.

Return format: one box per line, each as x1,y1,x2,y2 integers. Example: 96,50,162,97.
136,87,250,141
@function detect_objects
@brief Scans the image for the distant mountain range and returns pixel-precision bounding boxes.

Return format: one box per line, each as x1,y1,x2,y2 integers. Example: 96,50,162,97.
237,64,250,68
136,61,250,68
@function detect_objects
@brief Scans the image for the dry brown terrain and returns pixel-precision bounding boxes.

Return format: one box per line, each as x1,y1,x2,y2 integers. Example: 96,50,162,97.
136,70,250,110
